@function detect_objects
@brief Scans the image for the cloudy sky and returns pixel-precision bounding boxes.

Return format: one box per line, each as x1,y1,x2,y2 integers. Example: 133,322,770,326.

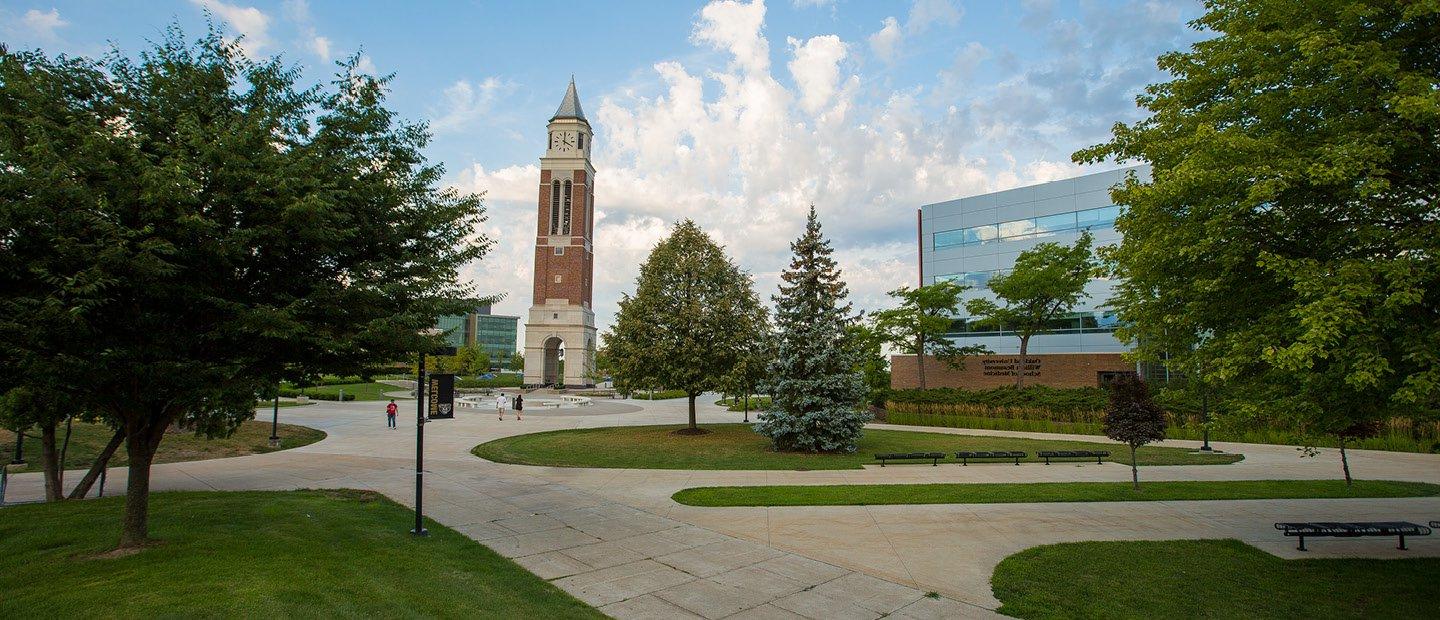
3,0,1205,345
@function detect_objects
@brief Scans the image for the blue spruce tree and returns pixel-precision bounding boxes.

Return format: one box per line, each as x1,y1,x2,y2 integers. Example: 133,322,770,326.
755,206,870,452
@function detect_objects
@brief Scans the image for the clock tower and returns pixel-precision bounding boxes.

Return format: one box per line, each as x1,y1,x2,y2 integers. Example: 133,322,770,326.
523,78,597,387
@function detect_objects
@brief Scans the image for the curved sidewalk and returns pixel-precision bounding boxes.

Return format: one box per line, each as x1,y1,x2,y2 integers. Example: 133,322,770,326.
4,397,1437,617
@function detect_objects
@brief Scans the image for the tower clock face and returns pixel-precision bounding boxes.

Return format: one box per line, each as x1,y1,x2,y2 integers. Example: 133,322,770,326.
551,131,576,152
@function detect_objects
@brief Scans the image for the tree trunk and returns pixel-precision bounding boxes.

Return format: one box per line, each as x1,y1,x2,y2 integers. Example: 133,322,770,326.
687,393,698,430
1129,444,1139,490
1339,438,1352,486
1015,335,1031,388
69,427,125,500
39,421,63,502
119,425,161,549
916,334,928,390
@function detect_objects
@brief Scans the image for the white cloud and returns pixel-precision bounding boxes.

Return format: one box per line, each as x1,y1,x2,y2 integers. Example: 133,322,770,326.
431,77,515,134
308,34,332,61
448,0,1192,342
787,35,848,115
868,16,902,64
691,0,771,74
190,0,272,57
20,8,68,41
791,0,834,7
355,55,377,74
906,0,963,34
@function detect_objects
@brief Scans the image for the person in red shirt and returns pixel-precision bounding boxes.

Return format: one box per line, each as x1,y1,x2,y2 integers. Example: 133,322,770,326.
385,399,398,429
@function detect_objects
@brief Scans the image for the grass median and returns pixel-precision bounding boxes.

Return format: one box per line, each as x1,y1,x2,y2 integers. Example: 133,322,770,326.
0,490,603,618
671,479,1440,507
992,539,1440,619
0,420,325,475
471,423,1242,470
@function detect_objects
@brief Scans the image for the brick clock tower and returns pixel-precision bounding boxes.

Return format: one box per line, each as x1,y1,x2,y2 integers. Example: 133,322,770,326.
523,79,597,387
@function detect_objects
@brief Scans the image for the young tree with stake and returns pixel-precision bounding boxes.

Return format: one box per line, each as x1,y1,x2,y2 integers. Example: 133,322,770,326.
1102,375,1167,490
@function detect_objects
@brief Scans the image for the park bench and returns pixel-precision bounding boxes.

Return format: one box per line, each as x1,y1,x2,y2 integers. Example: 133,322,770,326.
1036,450,1109,465
955,451,1026,465
874,452,945,467
1274,521,1432,551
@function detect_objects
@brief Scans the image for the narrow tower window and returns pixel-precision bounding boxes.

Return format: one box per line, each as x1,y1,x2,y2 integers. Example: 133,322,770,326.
549,180,561,235
578,134,584,150
562,180,573,235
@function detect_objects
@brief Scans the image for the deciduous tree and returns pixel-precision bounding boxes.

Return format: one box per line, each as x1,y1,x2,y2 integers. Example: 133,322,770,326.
1076,0,1440,481
0,29,489,547
1102,375,1167,489
872,281,988,390
604,220,766,432
965,233,1095,386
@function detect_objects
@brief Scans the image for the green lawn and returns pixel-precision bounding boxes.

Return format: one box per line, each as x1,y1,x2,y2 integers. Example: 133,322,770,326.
294,382,400,401
715,396,772,411
992,539,1440,619
0,490,603,618
471,423,1242,470
0,420,325,475
671,479,1440,507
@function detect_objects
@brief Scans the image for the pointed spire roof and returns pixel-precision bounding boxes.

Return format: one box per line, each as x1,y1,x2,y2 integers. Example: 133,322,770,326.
550,77,587,122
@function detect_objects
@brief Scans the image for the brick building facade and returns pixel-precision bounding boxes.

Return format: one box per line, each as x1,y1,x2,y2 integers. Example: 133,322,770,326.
890,353,1134,390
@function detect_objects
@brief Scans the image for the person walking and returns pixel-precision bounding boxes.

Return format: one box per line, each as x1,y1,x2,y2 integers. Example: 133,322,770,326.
514,394,524,421
385,399,398,429
496,392,509,420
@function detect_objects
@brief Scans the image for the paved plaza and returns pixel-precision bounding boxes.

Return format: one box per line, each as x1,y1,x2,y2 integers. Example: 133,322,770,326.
6,397,1438,618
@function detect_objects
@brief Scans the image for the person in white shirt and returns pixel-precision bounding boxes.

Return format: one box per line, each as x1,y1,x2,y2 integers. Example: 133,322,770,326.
496,393,509,420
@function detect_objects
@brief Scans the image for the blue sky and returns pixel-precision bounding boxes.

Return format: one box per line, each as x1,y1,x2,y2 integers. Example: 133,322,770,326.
2,0,1206,341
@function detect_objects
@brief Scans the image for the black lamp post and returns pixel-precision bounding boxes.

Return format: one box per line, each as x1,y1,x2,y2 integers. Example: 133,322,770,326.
10,428,23,465
269,393,281,448
412,349,428,536
1199,389,1212,451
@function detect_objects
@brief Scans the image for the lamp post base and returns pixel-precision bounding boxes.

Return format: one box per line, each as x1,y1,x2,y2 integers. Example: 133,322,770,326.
268,437,281,448
411,527,429,537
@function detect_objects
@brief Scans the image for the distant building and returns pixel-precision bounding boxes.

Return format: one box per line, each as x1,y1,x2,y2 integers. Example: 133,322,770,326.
474,304,520,366
436,303,519,368
895,166,1150,390
921,165,1149,354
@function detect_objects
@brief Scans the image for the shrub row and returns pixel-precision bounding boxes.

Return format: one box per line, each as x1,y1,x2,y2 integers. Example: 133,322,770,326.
886,386,1440,454
889,385,1109,414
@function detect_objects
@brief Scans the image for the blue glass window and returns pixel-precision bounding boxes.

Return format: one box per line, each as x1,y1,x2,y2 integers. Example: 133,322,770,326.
932,205,1122,250
1076,205,1121,230
934,224,998,248
997,217,1037,239
1034,212,1077,237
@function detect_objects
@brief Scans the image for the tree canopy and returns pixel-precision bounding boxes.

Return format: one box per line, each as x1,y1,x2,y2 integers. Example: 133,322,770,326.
872,280,987,390
965,232,1095,386
604,219,766,431
1075,0,1440,477
0,28,490,547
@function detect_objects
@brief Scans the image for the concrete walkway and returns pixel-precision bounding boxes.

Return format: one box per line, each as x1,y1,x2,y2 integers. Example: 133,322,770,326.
4,397,1438,618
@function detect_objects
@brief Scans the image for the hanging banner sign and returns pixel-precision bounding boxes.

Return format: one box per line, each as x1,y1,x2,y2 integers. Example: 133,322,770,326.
428,373,456,419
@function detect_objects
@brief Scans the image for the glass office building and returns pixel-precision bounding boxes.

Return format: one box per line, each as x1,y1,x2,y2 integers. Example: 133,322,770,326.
435,303,520,367
919,165,1149,354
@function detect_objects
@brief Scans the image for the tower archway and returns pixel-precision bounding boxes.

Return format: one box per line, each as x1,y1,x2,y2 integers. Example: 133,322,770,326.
542,337,564,386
